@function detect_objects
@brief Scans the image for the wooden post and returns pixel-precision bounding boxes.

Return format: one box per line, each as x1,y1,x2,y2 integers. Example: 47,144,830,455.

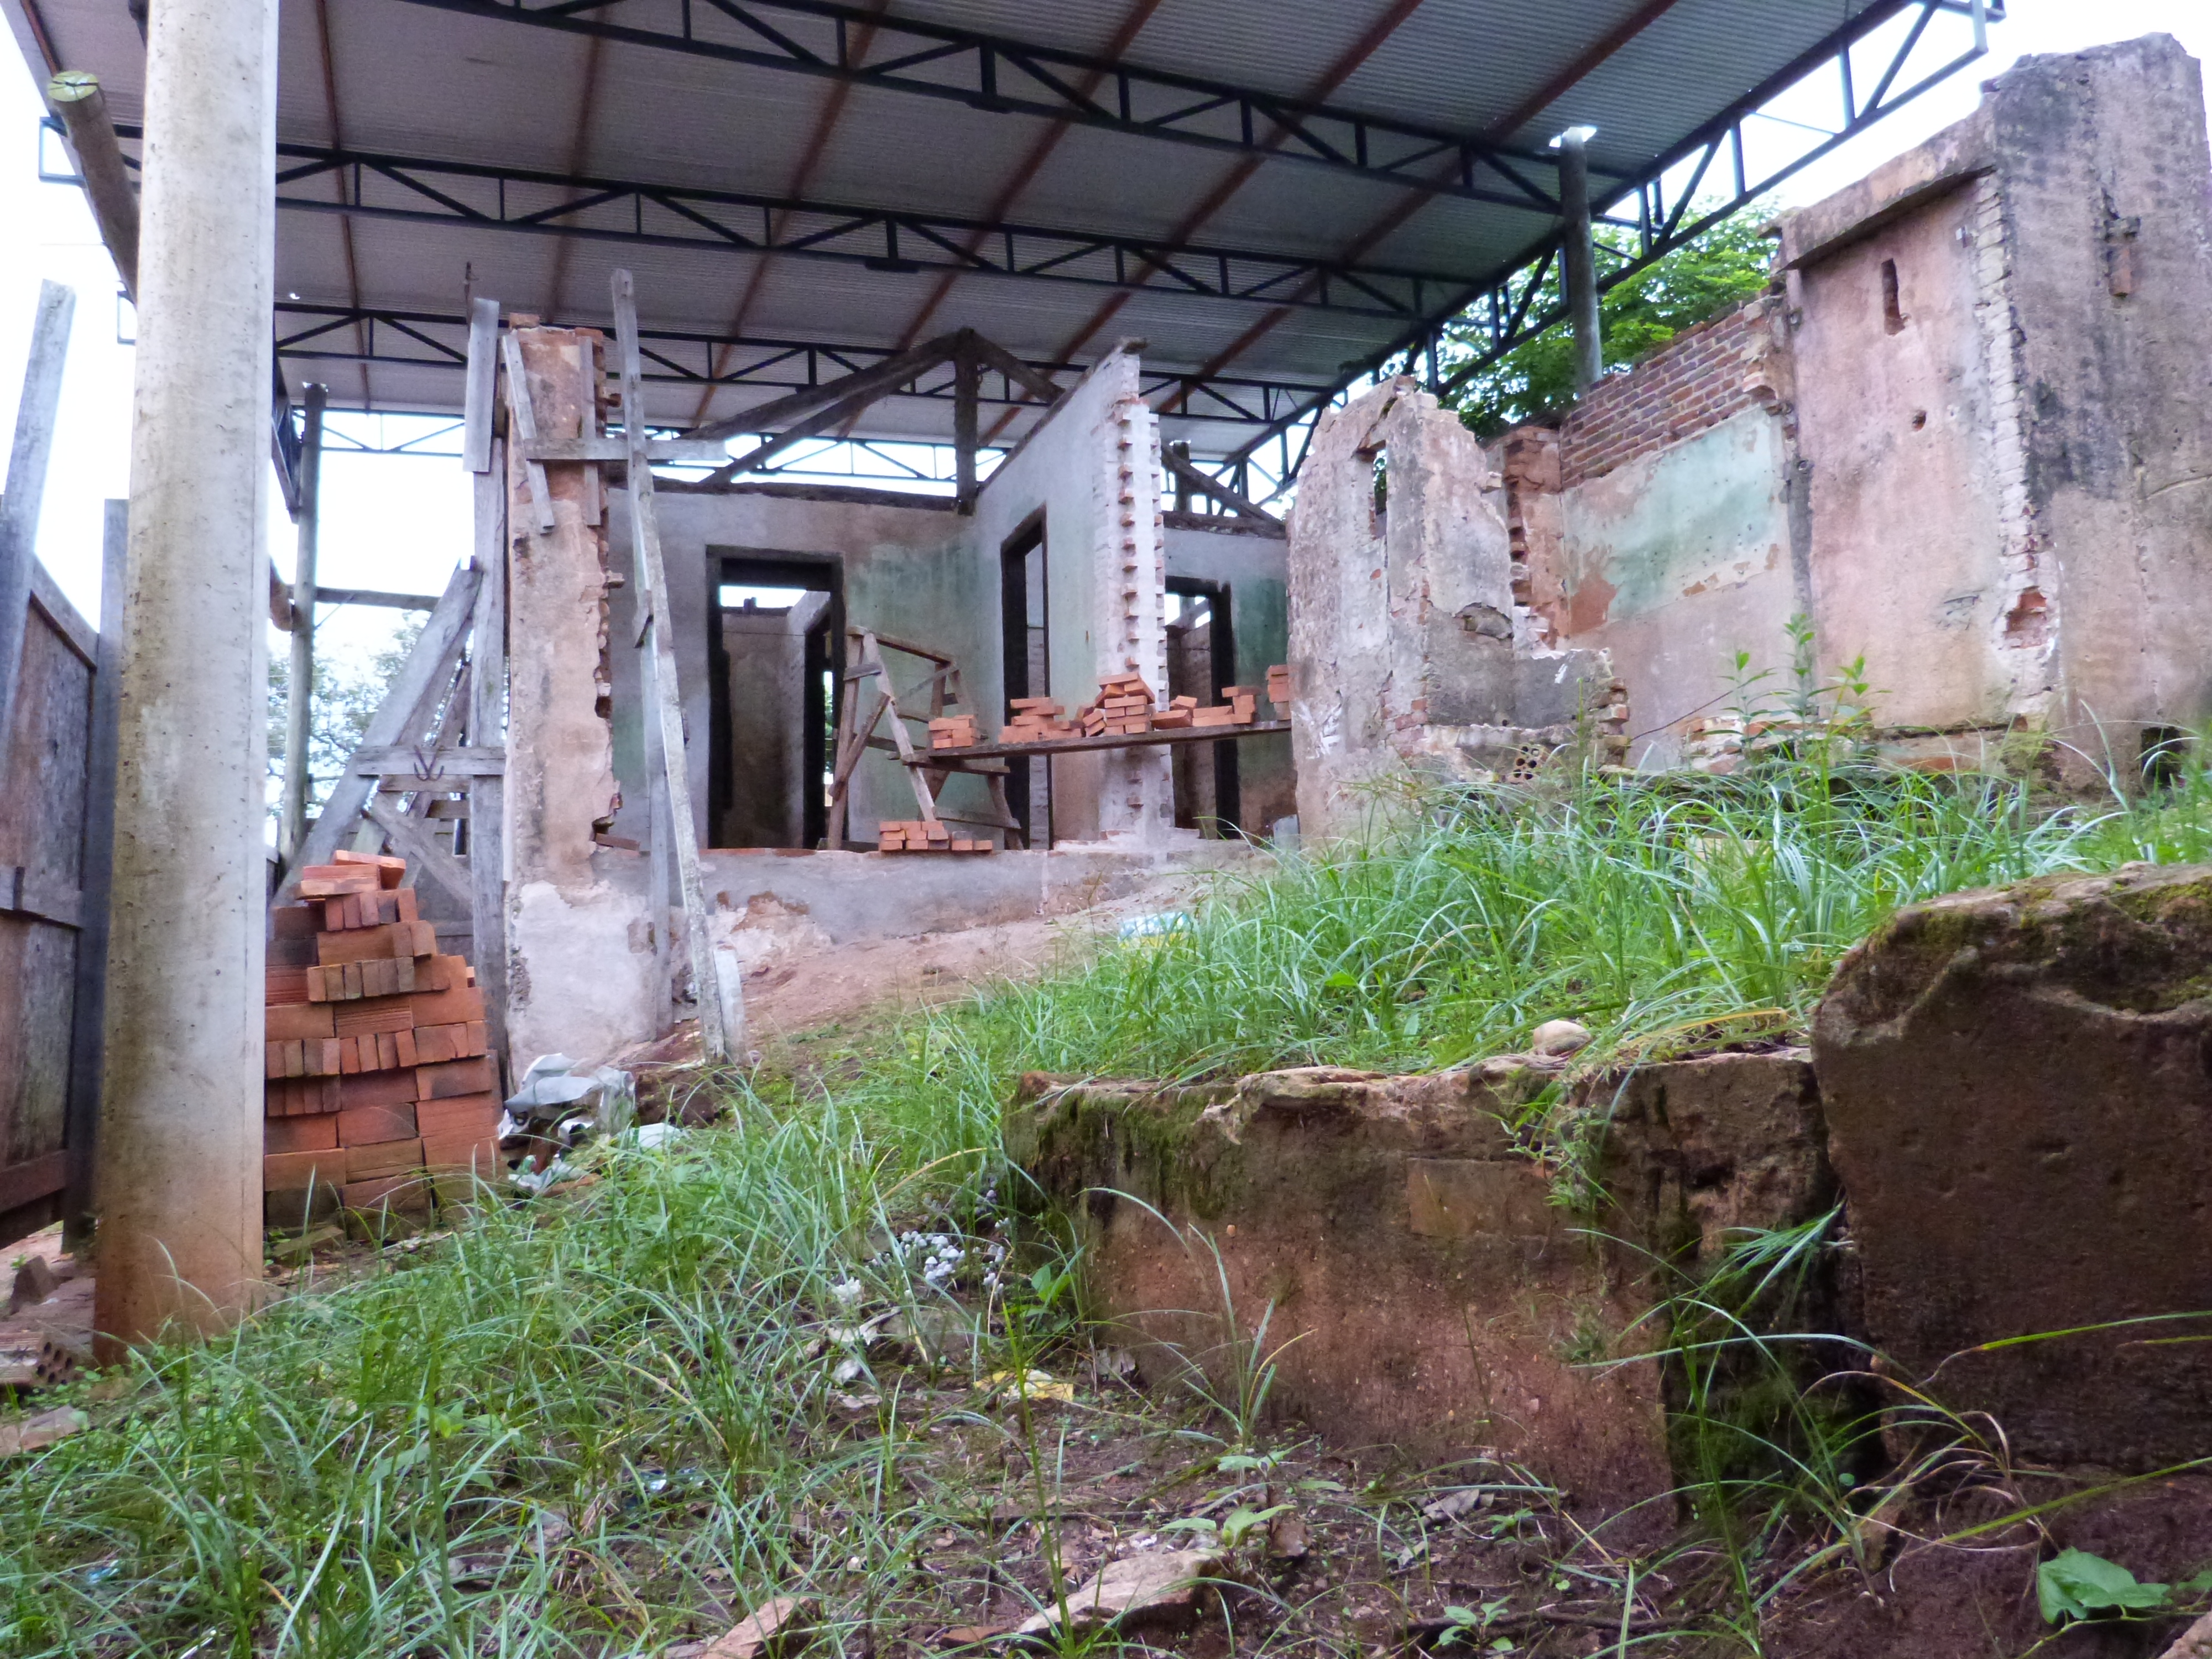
46,73,140,300
468,441,510,1078
61,500,127,1249
0,281,75,758
279,383,324,858
611,269,736,1060
97,0,278,1352
953,338,979,512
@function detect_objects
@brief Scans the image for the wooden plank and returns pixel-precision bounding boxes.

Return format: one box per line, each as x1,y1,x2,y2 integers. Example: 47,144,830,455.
500,331,557,534
1,870,81,929
963,331,1065,406
0,1150,65,1214
461,295,499,474
0,280,75,754
614,269,733,1060
46,72,139,300
710,348,964,483
351,745,506,778
467,440,509,1077
360,802,471,910
26,557,95,667
280,564,482,895
687,331,963,445
1161,447,1281,525
524,436,727,465
902,719,1290,763
316,586,443,612
62,498,123,1244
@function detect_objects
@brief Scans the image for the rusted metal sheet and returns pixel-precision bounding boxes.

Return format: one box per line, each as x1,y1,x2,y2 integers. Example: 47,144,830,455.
0,572,96,1246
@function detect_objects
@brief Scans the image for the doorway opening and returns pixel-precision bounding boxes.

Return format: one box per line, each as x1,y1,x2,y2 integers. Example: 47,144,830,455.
1000,517,1051,848
1166,578,1240,835
707,552,842,848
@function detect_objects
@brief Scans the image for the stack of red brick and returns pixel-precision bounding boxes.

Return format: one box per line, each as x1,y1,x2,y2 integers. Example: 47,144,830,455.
877,819,994,854
927,713,979,750
999,697,1075,743
264,851,502,1230
1078,672,1160,736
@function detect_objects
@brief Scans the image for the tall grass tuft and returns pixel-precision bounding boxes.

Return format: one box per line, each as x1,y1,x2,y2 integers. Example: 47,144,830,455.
924,755,2156,1091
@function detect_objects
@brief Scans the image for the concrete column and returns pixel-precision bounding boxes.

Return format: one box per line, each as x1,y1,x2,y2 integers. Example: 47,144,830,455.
1557,131,1603,395
280,383,325,858
96,0,279,1352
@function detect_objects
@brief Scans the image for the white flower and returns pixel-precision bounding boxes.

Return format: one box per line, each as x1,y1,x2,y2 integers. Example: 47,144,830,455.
829,1277,863,1307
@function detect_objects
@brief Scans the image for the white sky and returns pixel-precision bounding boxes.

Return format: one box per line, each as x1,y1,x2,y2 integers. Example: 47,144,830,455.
1,0,2209,664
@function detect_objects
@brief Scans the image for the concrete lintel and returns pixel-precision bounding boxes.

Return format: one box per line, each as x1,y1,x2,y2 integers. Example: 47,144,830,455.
1772,106,1994,272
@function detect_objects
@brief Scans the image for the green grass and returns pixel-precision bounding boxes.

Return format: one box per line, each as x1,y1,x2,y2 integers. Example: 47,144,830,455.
8,748,2211,1655
889,754,2204,1100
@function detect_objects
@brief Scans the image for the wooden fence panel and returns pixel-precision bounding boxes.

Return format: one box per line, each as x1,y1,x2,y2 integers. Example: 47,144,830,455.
0,565,96,1244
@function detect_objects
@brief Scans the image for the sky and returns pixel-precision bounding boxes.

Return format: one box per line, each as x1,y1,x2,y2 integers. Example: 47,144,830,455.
2,0,2209,665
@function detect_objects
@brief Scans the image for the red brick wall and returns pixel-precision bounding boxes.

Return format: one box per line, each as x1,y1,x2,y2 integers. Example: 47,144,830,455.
1558,299,1772,489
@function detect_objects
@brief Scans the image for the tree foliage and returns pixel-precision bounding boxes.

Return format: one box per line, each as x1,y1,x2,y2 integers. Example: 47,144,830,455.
267,620,423,816
1442,212,1776,437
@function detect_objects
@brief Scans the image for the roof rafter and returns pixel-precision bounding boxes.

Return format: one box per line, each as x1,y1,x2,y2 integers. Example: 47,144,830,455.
235,133,1472,317
385,0,1578,210
269,301,1334,429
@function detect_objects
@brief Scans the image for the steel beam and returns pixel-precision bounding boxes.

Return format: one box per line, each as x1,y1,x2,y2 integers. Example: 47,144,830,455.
1214,0,2001,472
148,133,1462,320
270,301,1335,430
388,0,1574,210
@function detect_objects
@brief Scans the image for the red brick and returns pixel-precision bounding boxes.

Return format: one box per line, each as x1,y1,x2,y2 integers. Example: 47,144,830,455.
265,1149,346,1191
265,1114,340,1155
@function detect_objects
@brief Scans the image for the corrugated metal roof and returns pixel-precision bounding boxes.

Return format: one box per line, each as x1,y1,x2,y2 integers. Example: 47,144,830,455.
4,0,1981,452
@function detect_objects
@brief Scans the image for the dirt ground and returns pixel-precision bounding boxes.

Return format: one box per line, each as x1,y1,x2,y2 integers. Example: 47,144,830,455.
743,871,1220,1044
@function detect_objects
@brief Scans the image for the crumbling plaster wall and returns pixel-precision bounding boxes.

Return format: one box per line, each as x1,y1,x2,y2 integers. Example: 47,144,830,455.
1287,379,1615,838
1780,34,2212,760
971,347,1175,844
504,326,658,1068
1162,517,1295,833
1495,34,2212,774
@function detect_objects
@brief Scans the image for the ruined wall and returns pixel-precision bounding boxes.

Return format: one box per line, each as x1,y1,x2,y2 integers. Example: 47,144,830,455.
1557,301,1781,490
1009,1051,1832,1527
605,484,980,850
504,326,658,1068
1287,379,1615,837
1783,148,2025,735
1994,36,2212,764
972,348,1175,844
1162,517,1295,834
1492,35,2212,775
1778,33,2212,764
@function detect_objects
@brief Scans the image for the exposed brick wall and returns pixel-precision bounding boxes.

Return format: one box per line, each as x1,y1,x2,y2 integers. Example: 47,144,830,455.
1558,298,1779,488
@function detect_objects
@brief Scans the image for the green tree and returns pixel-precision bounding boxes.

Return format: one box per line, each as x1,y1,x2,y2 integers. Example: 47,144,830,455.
1442,211,1776,437
267,619,423,821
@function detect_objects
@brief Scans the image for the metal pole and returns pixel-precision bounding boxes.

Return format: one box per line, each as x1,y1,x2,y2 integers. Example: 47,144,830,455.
1558,131,1604,395
96,0,278,1354
280,383,325,858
